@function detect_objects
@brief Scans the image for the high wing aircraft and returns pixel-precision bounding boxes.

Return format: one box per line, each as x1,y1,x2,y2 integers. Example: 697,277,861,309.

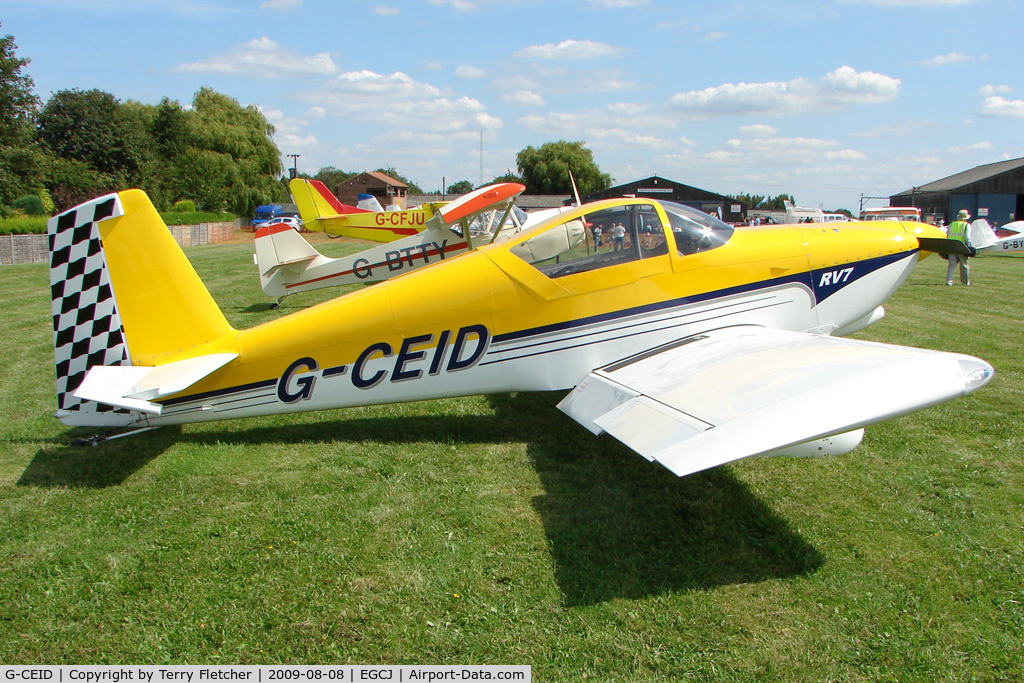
290,177,443,242
256,182,581,302
49,190,993,477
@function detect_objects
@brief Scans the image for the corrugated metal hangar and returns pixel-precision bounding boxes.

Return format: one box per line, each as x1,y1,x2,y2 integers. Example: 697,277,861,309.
891,157,1024,226
584,175,747,224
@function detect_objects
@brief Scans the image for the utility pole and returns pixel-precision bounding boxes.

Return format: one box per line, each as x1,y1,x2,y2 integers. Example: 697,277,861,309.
287,154,301,179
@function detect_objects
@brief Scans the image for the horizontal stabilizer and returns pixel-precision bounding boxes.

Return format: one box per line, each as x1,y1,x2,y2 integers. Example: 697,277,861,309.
74,353,238,414
558,327,993,477
254,224,319,277
918,237,972,255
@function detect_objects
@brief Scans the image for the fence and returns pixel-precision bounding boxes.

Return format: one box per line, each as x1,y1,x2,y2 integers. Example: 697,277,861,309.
0,220,242,265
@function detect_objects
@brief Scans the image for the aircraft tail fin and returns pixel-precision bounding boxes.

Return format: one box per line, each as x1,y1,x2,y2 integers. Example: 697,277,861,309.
48,190,236,426
289,178,371,233
358,193,386,212
254,223,323,297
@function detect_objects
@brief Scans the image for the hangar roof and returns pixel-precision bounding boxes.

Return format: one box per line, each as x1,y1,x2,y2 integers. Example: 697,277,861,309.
901,157,1024,193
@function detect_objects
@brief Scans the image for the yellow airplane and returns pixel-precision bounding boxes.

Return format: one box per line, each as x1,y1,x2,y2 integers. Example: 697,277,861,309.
290,177,442,242
49,190,993,477
257,181,581,303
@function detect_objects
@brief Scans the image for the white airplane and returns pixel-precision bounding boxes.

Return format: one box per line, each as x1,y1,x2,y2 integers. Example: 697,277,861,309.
256,182,581,303
970,219,1024,254
50,190,993,478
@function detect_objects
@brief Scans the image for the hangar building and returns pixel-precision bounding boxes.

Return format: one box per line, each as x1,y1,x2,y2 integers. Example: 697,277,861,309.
583,175,747,224
890,157,1024,226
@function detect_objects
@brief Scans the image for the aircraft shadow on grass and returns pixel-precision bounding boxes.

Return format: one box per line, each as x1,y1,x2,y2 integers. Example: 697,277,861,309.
20,391,822,603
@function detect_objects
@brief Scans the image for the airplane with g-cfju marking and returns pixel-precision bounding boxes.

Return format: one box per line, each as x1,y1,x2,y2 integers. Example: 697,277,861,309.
49,190,993,477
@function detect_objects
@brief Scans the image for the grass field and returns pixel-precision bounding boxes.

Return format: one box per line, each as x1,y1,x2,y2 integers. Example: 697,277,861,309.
0,235,1021,680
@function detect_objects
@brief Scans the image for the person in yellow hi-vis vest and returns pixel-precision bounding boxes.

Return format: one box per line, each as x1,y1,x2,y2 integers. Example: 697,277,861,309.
946,209,974,285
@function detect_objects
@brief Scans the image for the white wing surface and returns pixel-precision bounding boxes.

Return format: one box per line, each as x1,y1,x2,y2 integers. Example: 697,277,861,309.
557,327,993,477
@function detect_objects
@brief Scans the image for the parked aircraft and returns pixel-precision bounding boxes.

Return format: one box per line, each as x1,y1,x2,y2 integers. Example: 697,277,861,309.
256,182,581,303
971,219,1024,254
290,178,457,242
49,191,992,477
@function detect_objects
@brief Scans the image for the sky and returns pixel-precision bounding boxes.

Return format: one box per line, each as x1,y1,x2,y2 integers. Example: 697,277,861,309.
1,0,1022,212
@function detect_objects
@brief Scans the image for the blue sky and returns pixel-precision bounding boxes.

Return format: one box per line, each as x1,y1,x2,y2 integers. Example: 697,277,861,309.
2,0,1021,212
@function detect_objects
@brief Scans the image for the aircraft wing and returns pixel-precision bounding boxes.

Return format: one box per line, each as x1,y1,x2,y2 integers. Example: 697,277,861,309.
557,327,993,477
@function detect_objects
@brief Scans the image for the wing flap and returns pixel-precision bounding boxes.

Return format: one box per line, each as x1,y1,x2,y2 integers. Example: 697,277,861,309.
74,353,238,414
558,327,993,477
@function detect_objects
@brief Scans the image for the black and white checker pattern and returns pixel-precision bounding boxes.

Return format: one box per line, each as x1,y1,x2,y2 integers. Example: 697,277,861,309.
48,193,133,418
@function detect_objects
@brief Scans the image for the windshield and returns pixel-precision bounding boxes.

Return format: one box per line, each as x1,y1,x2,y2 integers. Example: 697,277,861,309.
661,201,734,255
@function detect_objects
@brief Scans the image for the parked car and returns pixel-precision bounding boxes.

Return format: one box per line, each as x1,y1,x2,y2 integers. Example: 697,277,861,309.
263,216,303,231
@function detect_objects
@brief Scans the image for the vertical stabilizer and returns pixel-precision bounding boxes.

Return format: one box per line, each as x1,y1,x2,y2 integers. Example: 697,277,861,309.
49,194,135,426
48,190,237,427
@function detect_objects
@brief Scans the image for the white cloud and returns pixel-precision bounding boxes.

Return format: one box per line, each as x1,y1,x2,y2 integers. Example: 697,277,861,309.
373,5,400,15
979,84,1012,97
515,39,625,60
949,141,994,154
260,0,300,8
704,31,727,42
173,37,337,79
667,66,900,117
502,90,546,106
978,96,1024,118
297,70,503,135
455,65,486,78
850,120,935,138
518,103,677,153
276,132,319,149
738,124,778,137
915,52,982,67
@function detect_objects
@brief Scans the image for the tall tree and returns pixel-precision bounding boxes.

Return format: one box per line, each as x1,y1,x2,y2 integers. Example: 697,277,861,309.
36,89,147,185
516,140,611,195
446,179,474,195
0,25,46,206
0,25,37,147
186,87,283,215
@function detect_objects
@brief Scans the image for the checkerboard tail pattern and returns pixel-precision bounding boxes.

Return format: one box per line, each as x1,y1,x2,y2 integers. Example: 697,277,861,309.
48,194,134,421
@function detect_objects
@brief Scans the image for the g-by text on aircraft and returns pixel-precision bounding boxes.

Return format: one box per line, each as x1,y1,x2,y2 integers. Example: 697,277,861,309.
49,190,993,477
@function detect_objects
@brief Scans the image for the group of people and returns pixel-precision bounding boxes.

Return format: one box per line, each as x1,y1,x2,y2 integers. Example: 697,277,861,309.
592,222,628,251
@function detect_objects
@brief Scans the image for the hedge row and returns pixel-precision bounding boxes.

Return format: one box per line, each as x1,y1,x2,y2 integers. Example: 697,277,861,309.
0,211,237,235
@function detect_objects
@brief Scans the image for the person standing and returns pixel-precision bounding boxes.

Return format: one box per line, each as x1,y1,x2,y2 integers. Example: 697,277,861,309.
946,209,974,285
612,222,626,250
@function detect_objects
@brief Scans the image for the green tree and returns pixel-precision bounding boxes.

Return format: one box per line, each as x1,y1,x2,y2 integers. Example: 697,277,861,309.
516,140,611,195
446,179,474,195
729,193,766,209
313,166,355,190
186,87,283,215
0,25,47,206
489,170,525,186
36,89,148,185
0,26,37,147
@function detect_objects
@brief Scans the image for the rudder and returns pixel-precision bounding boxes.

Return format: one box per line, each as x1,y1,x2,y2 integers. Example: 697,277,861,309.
48,190,237,427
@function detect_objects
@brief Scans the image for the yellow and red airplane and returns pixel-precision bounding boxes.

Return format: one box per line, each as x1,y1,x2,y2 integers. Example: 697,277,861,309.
256,181,582,303
290,177,442,242
49,190,993,477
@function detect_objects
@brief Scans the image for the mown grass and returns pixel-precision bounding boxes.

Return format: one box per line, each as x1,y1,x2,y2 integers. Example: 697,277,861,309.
0,240,1021,679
